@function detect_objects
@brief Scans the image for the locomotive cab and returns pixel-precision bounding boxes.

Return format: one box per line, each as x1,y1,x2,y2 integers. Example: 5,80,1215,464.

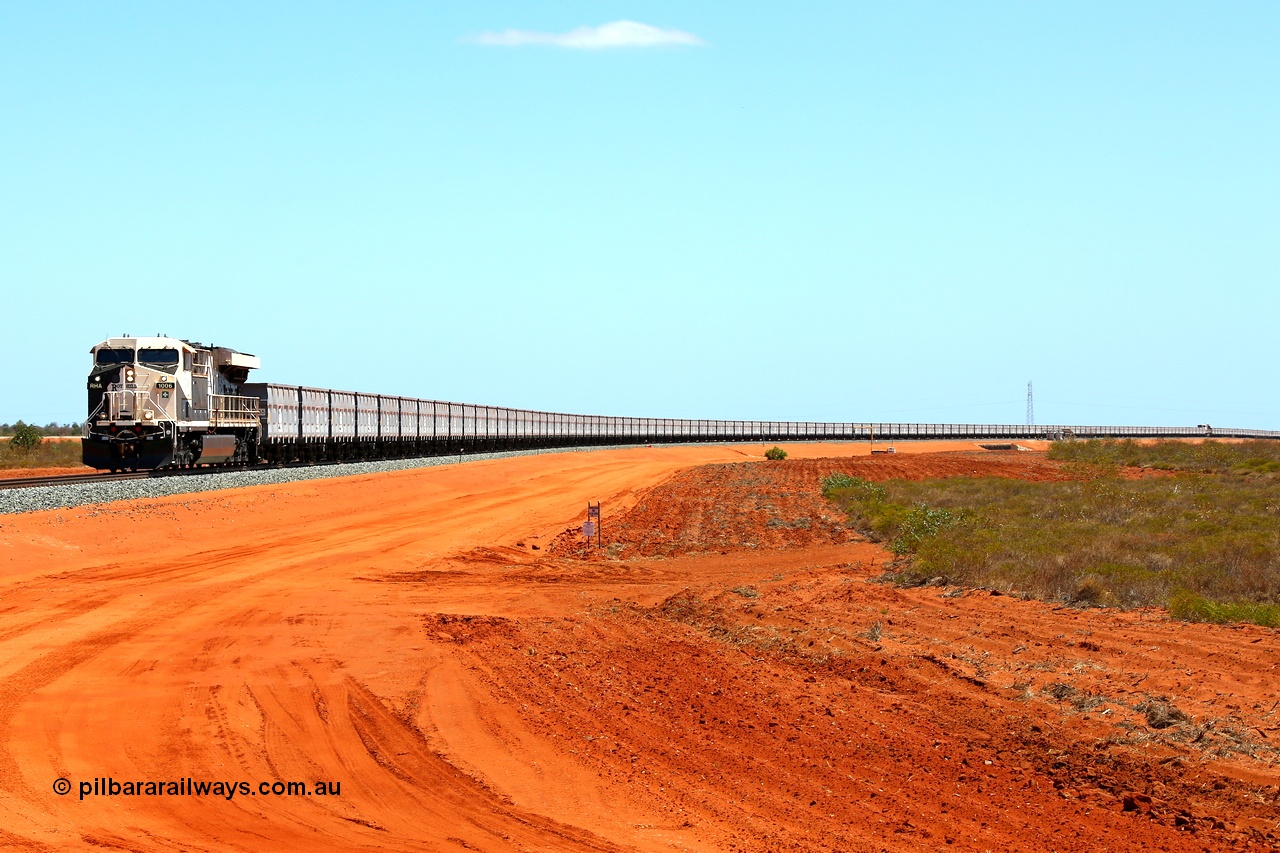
82,335,262,470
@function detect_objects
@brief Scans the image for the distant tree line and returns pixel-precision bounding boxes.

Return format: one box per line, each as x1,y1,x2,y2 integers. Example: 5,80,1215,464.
1,421,86,467
0,421,82,437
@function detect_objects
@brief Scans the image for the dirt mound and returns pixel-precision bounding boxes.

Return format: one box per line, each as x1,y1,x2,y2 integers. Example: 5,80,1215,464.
446,566,1280,850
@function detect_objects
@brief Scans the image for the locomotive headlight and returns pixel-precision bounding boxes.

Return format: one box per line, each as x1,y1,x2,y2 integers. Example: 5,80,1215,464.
143,410,154,420
125,368,136,383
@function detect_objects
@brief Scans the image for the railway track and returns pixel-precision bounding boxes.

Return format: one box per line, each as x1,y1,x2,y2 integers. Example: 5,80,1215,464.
0,471,163,491
0,459,380,492
5,422,1279,494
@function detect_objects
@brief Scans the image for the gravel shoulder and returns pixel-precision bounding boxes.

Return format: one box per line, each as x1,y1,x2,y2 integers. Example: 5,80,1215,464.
0,446,639,515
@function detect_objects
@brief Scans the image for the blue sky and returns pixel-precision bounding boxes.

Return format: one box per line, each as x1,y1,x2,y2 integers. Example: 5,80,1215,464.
2,2,1277,428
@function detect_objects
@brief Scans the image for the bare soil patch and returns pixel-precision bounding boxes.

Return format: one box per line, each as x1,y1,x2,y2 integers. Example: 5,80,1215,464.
0,443,1275,851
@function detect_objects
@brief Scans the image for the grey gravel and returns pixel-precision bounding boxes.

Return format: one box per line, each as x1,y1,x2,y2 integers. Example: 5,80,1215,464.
0,444,651,516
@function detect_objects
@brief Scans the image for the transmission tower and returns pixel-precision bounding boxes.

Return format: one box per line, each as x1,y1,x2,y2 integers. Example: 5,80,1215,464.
1026,381,1034,426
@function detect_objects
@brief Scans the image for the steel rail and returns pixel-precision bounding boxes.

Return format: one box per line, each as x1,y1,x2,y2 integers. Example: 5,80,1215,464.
0,458,417,492
0,471,158,491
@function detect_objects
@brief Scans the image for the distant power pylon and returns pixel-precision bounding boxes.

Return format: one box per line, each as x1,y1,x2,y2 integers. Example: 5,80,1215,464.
1026,381,1035,426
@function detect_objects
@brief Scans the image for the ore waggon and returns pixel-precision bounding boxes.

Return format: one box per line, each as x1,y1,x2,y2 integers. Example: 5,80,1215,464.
81,335,1278,471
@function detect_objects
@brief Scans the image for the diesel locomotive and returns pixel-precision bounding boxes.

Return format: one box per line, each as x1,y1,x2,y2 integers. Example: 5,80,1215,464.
83,335,261,470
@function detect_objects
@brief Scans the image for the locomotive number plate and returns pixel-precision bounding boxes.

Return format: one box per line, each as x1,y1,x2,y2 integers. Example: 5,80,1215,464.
155,382,175,390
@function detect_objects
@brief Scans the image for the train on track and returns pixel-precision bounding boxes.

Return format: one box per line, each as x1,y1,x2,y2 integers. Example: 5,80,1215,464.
82,334,1280,471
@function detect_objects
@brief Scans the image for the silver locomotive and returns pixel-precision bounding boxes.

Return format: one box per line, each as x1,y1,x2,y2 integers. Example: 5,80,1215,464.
83,335,261,470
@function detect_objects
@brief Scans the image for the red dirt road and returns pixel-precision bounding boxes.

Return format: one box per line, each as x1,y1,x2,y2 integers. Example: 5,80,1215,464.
0,443,1277,851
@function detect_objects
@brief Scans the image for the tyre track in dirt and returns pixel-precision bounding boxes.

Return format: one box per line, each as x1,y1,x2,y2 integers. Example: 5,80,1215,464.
0,446,756,851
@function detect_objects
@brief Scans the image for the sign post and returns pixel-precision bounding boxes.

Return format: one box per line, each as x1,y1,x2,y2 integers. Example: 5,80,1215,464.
585,501,601,547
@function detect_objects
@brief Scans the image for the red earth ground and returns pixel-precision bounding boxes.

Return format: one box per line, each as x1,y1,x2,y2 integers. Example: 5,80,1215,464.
0,441,1276,851
0,467,92,480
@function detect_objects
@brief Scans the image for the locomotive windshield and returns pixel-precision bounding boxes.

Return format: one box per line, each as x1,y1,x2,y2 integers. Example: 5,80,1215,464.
138,348,180,373
95,347,134,365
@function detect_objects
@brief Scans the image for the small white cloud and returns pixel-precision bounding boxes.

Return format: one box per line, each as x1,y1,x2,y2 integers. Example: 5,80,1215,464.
470,20,705,50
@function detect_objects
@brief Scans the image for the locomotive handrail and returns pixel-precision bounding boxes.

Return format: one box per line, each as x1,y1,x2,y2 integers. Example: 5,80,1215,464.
211,394,261,427
97,387,176,425
102,388,142,420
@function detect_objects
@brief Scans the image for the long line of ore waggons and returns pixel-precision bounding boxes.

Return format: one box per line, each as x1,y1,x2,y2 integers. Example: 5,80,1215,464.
80,335,1280,472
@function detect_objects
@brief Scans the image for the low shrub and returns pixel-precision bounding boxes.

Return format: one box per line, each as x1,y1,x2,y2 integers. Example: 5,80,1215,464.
764,446,787,461
10,421,43,449
1048,438,1280,475
1168,590,1280,628
820,472,885,501
823,472,1280,625
889,505,960,556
